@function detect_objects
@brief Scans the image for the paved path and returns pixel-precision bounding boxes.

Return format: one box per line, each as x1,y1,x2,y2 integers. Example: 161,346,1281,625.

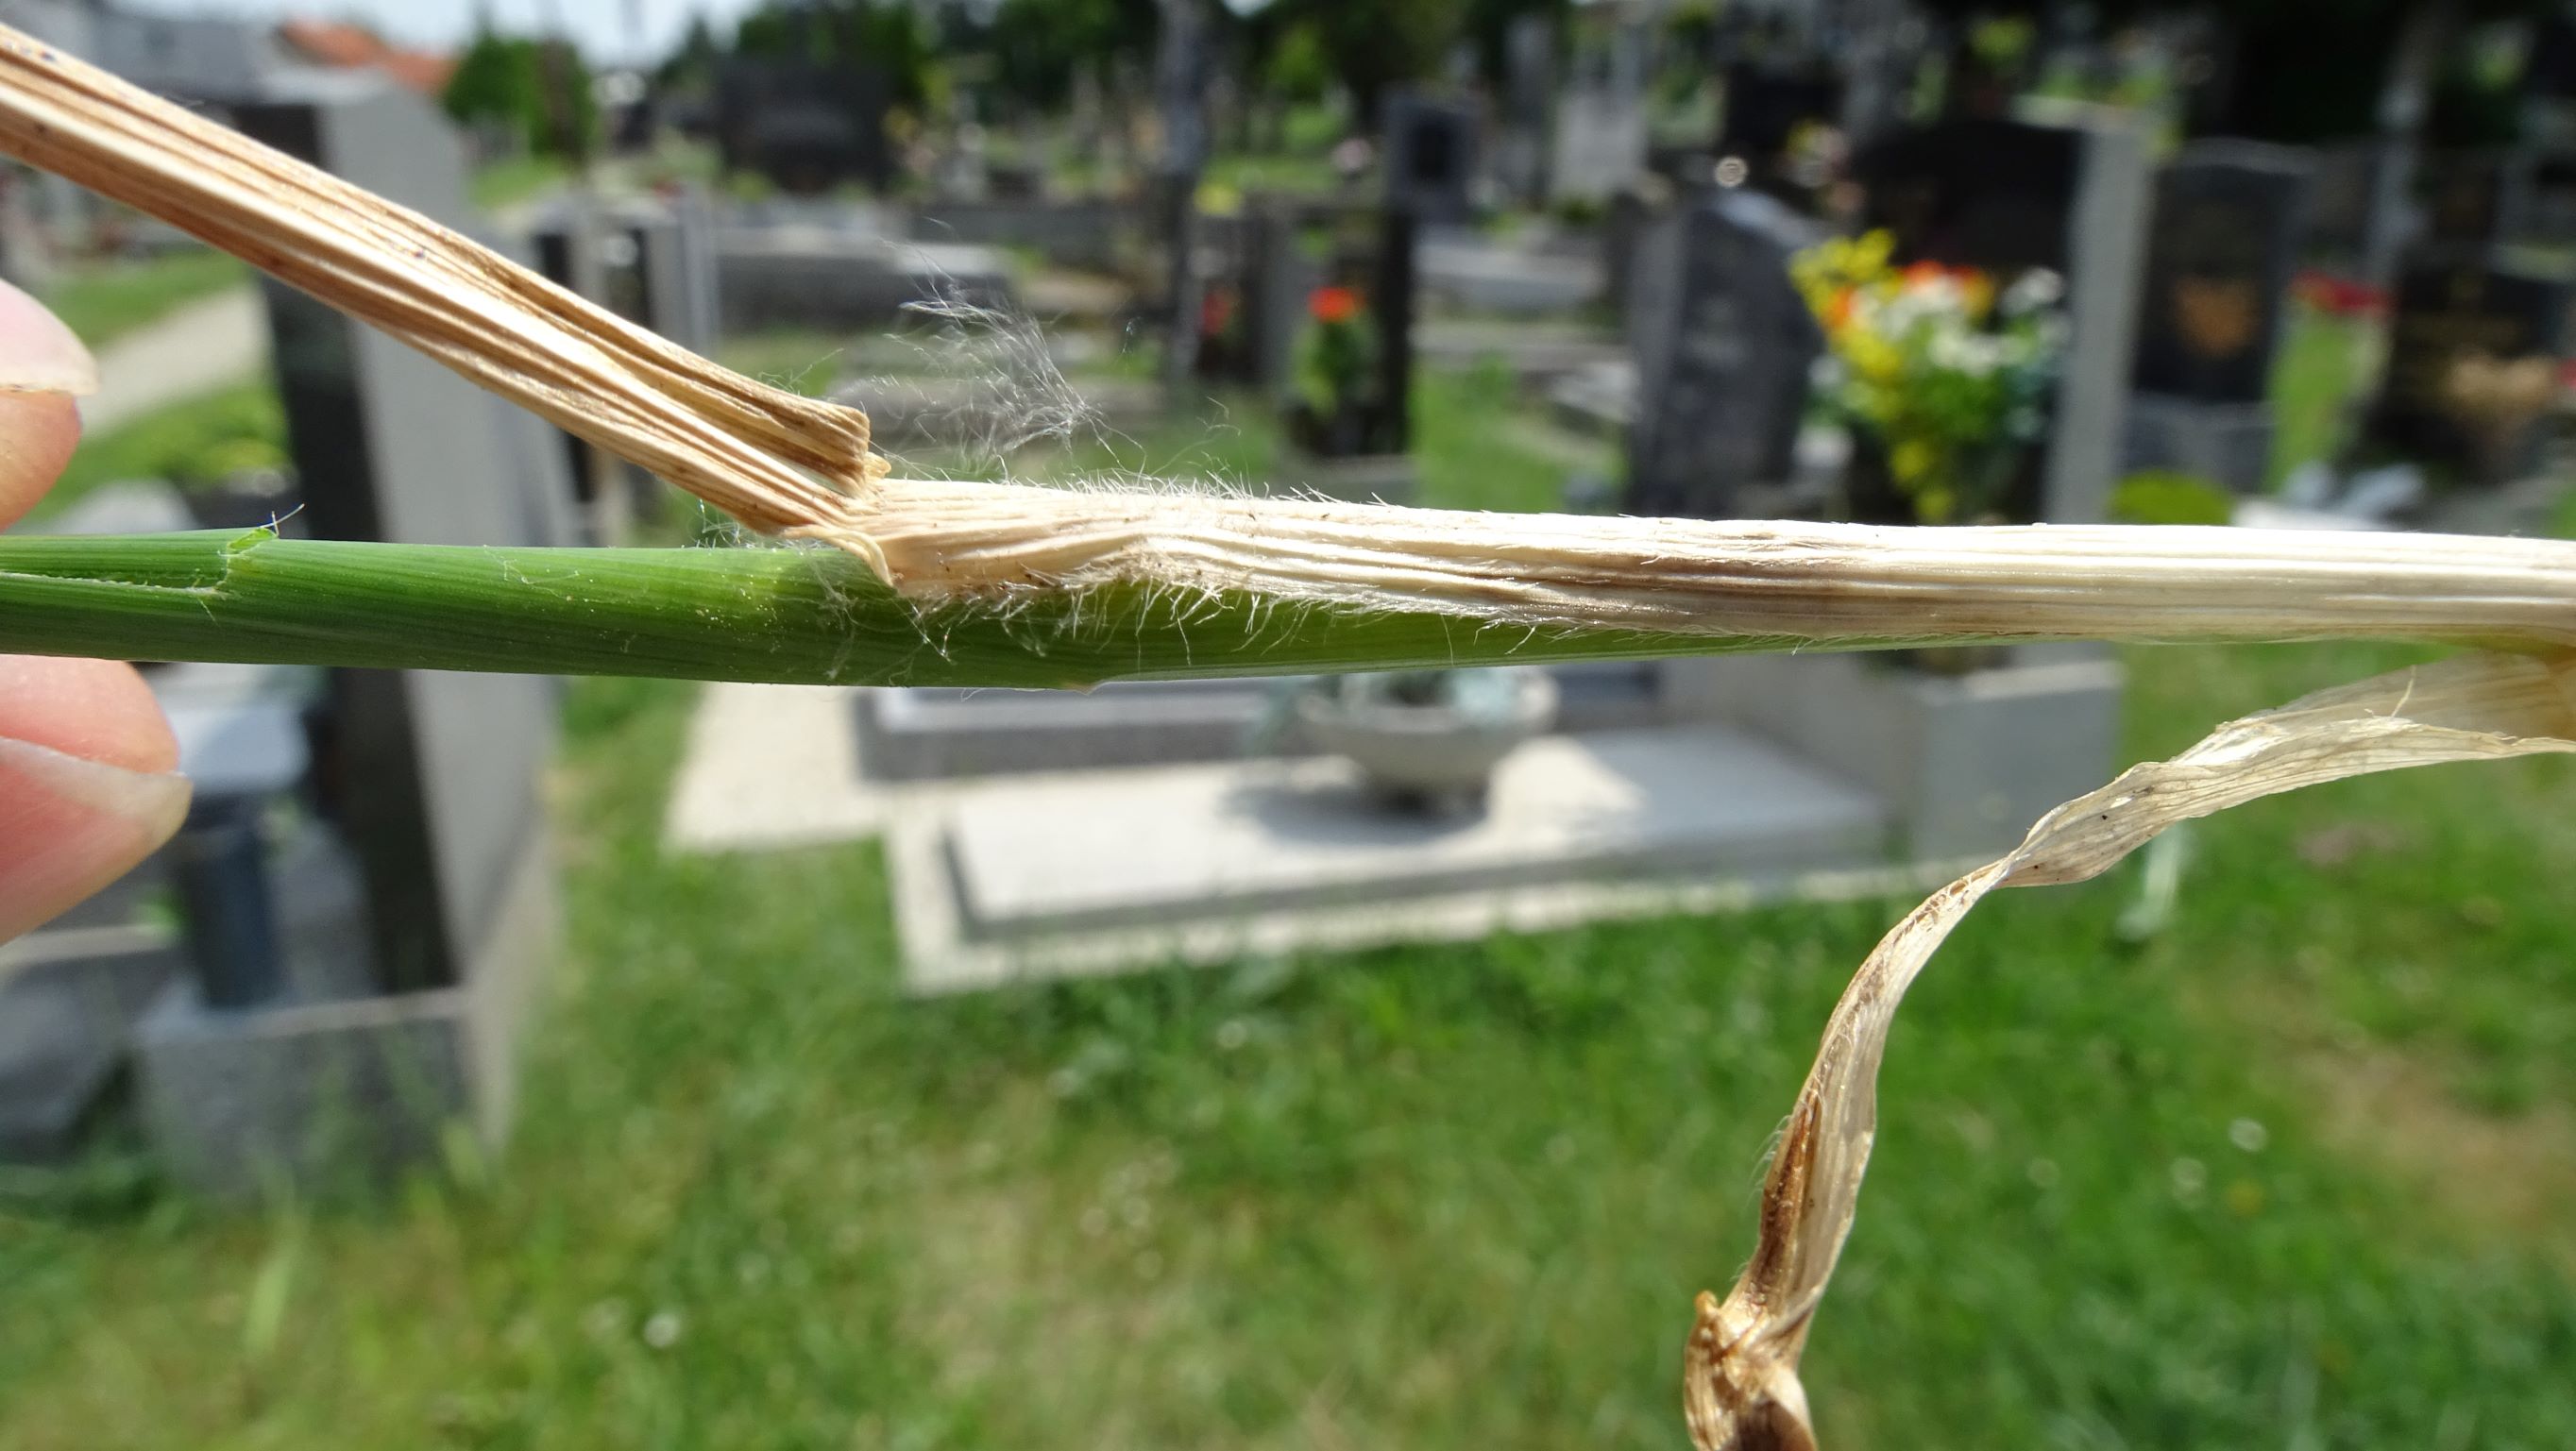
77,286,267,435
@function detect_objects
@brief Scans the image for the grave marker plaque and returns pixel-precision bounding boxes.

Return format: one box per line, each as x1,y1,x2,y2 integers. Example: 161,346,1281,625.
2133,142,2310,403
1624,189,1822,517
2369,259,2576,474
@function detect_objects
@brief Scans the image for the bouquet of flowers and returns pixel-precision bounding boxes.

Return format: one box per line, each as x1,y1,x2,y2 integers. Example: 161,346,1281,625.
1791,230,2066,523
1294,284,1377,420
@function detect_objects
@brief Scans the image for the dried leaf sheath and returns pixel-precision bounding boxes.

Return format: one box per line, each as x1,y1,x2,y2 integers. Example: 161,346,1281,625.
7,21,2576,655
0,26,884,546
844,479,2576,648
1684,651,2576,1451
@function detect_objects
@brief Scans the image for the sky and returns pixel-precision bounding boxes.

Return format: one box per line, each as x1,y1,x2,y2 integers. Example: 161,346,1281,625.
127,0,761,67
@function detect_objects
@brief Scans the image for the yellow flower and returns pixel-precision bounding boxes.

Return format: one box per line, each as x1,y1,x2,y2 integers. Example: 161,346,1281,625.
1852,229,1895,277
1959,272,1995,321
1845,332,1902,384
1890,438,1937,483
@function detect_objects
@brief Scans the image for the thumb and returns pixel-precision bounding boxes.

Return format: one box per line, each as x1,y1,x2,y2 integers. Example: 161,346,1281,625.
0,280,192,941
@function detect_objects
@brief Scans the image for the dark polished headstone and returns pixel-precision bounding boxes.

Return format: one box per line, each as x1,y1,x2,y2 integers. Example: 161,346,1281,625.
2133,141,2312,404
1846,109,2148,524
2368,258,2576,473
1383,92,1479,224
1624,188,1822,518
2416,151,2508,254
232,77,557,999
715,57,891,194
1716,59,1843,206
1853,116,2084,275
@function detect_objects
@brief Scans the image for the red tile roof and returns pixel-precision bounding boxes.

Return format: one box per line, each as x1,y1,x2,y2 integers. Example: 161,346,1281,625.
277,18,456,96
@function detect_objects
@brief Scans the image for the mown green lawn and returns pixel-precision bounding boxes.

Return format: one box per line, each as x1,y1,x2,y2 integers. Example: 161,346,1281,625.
3,327,2570,1446
2265,301,2376,491
4,649,2573,1446
37,248,247,349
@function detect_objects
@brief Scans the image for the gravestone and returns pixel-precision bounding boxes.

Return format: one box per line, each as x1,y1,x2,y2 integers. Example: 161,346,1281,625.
530,190,723,539
1194,205,1304,392
2367,258,2576,480
1550,17,1651,205
1499,13,1555,206
715,57,891,194
1652,108,2143,858
1152,0,1211,392
131,75,562,1198
1716,59,1844,206
1623,188,1823,517
1601,179,1668,337
2304,141,2393,271
1382,93,1479,226
2126,140,2313,493
1850,108,2151,524
2415,151,2507,256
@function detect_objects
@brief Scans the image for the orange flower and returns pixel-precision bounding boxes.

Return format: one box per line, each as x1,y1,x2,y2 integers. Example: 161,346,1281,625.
1309,285,1363,325
1826,285,1856,329
1902,260,1948,287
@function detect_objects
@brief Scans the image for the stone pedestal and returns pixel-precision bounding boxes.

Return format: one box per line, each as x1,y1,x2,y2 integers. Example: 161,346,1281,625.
2126,395,2277,494
131,830,554,1201
897,725,1888,990
1668,650,2126,860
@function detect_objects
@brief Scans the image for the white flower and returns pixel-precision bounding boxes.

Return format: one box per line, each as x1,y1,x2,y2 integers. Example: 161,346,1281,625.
2002,268,2064,314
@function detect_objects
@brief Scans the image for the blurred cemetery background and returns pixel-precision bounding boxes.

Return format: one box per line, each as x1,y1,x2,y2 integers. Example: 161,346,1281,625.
4,0,2576,1443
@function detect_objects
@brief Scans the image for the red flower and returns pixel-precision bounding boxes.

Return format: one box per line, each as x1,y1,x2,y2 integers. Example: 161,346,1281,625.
1199,286,1236,336
1309,285,1363,325
1901,260,1949,287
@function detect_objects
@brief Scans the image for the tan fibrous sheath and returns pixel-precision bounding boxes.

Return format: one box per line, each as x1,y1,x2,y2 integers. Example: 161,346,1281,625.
0,25,884,552
6,21,2576,655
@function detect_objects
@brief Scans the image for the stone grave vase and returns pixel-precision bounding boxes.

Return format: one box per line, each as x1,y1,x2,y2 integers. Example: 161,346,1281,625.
1839,430,2041,674
1295,668,1559,811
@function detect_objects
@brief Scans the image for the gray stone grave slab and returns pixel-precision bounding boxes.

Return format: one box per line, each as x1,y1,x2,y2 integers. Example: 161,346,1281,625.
1668,650,2124,860
0,931,178,1160
938,725,1887,942
1624,187,1823,517
855,658,1675,785
1418,234,1602,314
718,228,1017,331
856,679,1300,783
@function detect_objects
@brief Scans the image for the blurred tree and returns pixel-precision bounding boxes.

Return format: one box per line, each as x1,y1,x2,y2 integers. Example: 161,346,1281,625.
988,0,1161,110
443,29,596,160
1908,0,2560,142
731,0,940,110
654,13,724,92
1463,0,1567,95
1271,0,1468,127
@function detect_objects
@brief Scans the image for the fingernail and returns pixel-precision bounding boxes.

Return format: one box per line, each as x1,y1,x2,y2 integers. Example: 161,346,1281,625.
0,277,99,396
0,735,192,941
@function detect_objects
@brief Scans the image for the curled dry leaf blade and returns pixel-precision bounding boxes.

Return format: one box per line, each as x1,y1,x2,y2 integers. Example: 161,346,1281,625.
1686,650,2576,1451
